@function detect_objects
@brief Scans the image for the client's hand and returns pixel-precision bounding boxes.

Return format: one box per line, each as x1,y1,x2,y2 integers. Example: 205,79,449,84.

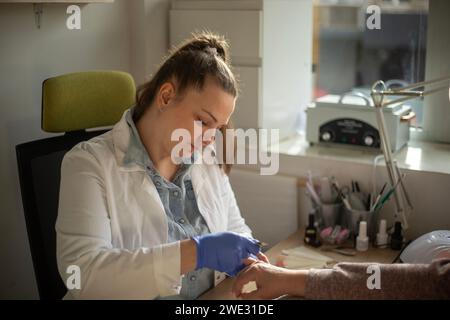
232,258,308,299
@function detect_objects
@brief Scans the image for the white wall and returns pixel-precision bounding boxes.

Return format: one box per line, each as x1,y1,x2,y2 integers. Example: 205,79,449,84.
0,1,134,299
129,0,171,85
229,169,298,247
423,0,450,143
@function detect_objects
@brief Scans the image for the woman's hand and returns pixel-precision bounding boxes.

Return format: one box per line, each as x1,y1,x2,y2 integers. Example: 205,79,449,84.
192,232,266,276
232,259,309,299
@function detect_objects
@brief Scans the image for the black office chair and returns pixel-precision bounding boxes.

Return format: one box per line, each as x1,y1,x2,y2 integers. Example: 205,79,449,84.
16,71,135,299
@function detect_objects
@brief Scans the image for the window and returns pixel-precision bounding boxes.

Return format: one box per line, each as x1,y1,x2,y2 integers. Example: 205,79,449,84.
313,0,429,127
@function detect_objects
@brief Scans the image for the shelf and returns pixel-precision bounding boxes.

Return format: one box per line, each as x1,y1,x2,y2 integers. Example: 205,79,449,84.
0,0,114,29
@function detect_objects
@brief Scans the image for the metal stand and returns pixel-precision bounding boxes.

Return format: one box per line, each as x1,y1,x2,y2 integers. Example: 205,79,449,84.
370,76,450,229
371,81,408,228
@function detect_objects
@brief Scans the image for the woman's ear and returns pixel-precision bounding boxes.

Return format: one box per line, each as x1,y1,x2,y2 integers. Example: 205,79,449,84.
157,82,176,111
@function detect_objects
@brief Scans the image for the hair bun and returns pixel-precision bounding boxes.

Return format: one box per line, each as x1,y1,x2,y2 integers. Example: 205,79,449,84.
177,31,231,64
205,46,218,56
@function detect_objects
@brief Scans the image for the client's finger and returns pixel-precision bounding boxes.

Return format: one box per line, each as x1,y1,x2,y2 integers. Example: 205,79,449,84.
257,252,270,264
243,257,258,266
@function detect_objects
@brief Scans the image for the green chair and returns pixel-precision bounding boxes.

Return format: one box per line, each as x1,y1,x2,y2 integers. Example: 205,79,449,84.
16,70,135,299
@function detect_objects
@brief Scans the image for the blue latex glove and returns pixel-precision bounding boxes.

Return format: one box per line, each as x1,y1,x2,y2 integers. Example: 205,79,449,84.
192,232,261,276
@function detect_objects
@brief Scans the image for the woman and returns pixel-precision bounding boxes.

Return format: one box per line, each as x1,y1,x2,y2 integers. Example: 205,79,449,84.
56,32,267,299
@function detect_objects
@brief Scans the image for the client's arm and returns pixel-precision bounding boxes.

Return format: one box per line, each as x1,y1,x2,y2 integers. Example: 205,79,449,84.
233,258,450,299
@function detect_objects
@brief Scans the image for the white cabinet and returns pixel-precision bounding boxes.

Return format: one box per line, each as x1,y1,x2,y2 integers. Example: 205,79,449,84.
170,0,313,139
170,9,262,64
229,168,298,247
232,66,261,129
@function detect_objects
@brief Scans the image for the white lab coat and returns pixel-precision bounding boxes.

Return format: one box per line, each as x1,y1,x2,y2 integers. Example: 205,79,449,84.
56,109,252,299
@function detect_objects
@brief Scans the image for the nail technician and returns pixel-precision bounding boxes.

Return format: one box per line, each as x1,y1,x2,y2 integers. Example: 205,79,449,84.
56,33,267,299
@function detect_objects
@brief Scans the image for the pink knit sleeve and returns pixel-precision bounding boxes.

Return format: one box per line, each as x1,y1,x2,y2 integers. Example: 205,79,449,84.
304,258,450,299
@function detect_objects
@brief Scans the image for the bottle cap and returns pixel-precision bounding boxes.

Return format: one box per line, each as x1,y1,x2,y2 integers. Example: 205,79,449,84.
308,213,315,226
358,221,368,239
376,219,388,247
393,221,402,237
378,219,387,236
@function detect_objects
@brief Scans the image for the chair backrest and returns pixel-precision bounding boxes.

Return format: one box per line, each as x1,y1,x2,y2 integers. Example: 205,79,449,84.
16,131,107,299
16,71,135,299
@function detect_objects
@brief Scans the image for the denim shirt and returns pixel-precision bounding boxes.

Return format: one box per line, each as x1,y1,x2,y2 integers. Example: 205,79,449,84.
123,109,214,299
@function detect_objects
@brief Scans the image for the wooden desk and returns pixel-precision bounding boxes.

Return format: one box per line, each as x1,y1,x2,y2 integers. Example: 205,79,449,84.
199,229,399,300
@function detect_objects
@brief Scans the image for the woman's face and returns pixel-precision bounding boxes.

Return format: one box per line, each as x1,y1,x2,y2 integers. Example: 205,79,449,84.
154,76,236,159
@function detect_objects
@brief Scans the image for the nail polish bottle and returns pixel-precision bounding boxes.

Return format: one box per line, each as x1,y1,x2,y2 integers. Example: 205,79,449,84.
304,213,320,247
390,221,403,250
356,221,369,252
376,219,389,248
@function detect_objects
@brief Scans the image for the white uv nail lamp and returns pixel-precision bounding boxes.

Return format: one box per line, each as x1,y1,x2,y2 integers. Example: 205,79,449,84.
400,230,450,263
